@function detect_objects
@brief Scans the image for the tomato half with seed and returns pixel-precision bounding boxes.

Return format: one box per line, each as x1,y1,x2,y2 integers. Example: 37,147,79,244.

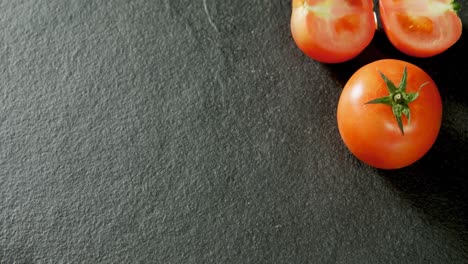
290,0,376,63
379,0,462,57
337,59,442,169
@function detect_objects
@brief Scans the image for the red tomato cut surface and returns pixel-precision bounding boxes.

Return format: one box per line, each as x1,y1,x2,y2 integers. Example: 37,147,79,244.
379,0,462,57
290,0,376,63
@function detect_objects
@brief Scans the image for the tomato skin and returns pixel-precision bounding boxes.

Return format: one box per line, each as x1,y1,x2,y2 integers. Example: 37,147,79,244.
290,0,376,63
337,59,442,169
379,0,462,58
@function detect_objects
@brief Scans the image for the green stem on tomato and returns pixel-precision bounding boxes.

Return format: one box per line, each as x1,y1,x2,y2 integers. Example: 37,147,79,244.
365,67,427,135
452,1,461,13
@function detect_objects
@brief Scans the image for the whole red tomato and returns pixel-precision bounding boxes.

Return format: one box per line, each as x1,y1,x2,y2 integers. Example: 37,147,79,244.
379,0,462,57
337,59,442,169
290,0,376,63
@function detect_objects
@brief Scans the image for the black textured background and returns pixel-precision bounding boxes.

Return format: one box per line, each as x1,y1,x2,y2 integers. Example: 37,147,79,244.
1,0,468,263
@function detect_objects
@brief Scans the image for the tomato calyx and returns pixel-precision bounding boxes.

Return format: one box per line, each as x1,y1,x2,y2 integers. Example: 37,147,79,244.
451,1,461,13
365,67,429,135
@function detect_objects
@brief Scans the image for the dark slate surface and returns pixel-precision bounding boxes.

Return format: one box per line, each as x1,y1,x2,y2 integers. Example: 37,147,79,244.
1,0,468,263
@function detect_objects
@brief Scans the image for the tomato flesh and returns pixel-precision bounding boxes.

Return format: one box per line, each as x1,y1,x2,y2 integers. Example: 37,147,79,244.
379,0,462,57
290,0,376,63
337,60,442,169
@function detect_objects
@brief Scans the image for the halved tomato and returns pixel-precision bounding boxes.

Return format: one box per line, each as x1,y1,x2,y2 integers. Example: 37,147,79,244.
290,0,376,63
379,0,462,57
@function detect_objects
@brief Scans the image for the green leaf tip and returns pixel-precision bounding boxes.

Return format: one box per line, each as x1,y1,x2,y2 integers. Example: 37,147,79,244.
452,1,461,13
399,67,407,92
